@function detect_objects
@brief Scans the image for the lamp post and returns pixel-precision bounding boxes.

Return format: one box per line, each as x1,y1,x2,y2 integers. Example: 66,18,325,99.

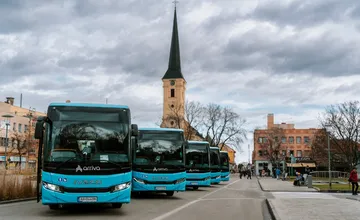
325,124,332,189
2,114,14,170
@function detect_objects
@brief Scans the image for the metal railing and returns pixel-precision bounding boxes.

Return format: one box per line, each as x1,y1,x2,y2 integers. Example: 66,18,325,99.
309,171,349,179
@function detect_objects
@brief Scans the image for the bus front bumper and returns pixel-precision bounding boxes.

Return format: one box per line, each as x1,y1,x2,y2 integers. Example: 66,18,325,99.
185,172,211,187
42,185,131,205
131,171,186,192
210,172,222,184
221,172,230,181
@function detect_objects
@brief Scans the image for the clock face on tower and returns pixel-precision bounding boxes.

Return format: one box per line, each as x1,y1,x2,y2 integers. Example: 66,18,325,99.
170,80,175,86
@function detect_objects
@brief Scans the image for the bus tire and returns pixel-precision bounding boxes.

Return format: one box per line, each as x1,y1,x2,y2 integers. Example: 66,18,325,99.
193,186,199,190
112,203,122,208
166,191,174,196
48,204,60,210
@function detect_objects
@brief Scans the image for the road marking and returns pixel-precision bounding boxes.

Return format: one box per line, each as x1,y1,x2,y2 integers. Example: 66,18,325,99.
201,197,265,201
151,179,241,220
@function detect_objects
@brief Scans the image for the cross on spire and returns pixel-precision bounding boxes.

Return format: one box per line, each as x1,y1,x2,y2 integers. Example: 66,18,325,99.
173,0,179,9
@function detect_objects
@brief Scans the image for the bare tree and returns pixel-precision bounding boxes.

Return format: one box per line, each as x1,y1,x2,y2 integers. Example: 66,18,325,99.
319,100,360,171
162,104,184,129
11,132,27,171
258,127,285,167
183,100,204,140
307,129,329,168
201,103,247,152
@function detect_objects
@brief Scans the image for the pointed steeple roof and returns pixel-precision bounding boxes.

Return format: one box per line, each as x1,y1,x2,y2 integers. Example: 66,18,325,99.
162,7,185,80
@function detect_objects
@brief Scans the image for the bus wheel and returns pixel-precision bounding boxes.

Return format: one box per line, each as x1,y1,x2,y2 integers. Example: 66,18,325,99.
112,203,122,208
48,204,60,210
166,191,174,196
193,186,199,190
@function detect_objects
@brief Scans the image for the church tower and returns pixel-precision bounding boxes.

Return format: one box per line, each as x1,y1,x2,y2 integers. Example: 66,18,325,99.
161,5,186,128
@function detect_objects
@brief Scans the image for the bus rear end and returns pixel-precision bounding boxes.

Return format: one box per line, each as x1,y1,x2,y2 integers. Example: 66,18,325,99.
220,151,230,181
185,141,211,190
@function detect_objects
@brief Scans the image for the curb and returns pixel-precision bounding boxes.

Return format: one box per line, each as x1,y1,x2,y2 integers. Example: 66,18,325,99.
0,197,36,205
265,199,280,220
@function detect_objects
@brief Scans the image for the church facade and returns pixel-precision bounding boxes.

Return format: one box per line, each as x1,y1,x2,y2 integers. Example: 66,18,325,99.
159,6,237,163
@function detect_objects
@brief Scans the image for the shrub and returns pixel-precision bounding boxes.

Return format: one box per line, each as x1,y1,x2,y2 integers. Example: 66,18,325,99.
0,172,36,201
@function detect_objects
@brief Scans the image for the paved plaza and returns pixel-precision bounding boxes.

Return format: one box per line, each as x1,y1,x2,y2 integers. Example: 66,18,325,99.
1,175,360,220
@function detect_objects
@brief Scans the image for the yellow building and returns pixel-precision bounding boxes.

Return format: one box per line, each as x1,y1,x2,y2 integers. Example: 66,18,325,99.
219,143,236,165
0,96,46,170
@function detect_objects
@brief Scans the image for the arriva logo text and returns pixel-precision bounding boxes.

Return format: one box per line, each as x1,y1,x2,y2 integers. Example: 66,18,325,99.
153,167,168,172
76,165,101,172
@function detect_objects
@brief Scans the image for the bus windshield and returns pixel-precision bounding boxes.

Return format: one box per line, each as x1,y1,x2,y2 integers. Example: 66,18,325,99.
43,107,130,166
134,131,184,166
185,143,209,169
210,148,220,168
220,152,229,169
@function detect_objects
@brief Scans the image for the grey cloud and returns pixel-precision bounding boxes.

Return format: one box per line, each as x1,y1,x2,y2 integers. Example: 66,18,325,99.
251,0,359,28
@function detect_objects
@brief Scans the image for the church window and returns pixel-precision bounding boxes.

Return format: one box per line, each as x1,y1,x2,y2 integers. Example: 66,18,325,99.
170,121,175,126
171,104,174,108
171,89,175,97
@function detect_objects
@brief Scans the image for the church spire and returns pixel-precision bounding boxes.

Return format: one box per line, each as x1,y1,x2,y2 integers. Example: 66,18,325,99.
162,4,185,80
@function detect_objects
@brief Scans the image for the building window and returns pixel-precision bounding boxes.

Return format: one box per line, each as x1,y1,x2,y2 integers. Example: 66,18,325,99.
304,150,311,157
289,136,294,144
289,150,294,156
296,136,301,144
263,150,268,155
13,123,16,131
18,124,22,133
297,150,302,157
258,137,263,143
24,125,28,132
170,89,175,97
258,150,263,156
304,136,310,143
281,137,286,143
282,150,286,156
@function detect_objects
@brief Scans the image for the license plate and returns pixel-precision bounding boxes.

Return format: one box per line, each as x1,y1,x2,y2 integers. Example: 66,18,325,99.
78,197,98,202
155,186,166,190
191,182,198,185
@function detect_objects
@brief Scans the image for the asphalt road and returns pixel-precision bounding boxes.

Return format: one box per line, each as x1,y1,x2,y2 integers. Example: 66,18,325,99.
0,174,272,220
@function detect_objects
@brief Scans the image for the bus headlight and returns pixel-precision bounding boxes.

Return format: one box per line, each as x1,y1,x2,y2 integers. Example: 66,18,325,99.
133,177,145,184
111,182,131,192
216,176,221,179
175,178,186,184
204,177,211,181
43,182,64,193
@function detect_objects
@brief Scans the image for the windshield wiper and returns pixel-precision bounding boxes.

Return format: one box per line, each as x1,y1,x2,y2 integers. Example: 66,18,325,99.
91,159,129,169
54,157,80,171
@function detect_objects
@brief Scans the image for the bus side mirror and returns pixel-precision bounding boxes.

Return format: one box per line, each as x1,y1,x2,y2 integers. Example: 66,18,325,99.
131,124,138,136
34,117,45,139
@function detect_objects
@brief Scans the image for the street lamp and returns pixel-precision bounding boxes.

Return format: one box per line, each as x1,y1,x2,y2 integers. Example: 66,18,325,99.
325,124,332,189
2,114,14,170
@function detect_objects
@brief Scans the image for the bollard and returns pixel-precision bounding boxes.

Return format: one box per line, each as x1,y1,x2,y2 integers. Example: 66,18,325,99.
307,175,312,188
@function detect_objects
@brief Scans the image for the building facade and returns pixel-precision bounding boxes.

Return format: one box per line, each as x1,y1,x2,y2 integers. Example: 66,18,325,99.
0,97,46,170
253,113,321,176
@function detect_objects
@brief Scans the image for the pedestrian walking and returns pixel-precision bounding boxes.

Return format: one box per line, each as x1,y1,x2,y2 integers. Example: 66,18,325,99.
349,167,358,195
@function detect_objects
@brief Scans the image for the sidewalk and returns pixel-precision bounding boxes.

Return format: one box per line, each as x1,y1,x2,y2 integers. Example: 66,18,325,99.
258,177,317,192
268,192,360,220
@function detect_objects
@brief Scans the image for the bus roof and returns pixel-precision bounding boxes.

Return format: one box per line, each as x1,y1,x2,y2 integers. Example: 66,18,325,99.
49,102,129,109
220,151,229,154
187,141,209,144
210,146,220,150
139,128,184,132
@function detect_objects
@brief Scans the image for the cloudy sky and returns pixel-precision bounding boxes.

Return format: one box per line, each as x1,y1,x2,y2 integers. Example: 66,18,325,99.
1,0,360,163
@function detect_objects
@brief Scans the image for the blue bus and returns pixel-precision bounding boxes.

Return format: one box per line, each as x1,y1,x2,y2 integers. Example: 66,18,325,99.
220,151,230,181
34,103,138,210
185,141,211,190
210,147,221,184
131,128,186,196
